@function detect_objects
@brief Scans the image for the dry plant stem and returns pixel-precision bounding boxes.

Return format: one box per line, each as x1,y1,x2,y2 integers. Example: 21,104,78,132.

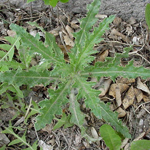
60,129,70,147
24,97,32,119
33,122,40,141
130,52,150,65
104,40,131,46
134,101,150,112
129,45,150,65
52,131,61,148
142,105,150,114
111,28,129,42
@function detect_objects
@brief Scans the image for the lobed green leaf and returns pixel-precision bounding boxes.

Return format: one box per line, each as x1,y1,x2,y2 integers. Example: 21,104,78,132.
69,0,101,65
75,77,131,138
35,82,71,130
0,69,59,87
0,36,20,61
10,24,65,66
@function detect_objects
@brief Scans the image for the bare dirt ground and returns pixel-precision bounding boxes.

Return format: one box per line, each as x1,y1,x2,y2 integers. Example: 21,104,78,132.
1,0,150,21
0,0,150,150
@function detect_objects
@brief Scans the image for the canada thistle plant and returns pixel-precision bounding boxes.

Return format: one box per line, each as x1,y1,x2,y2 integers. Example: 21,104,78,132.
0,0,150,141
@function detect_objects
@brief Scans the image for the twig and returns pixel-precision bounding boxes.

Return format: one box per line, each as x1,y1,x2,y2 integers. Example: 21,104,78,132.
135,101,150,112
24,97,32,119
129,51,150,65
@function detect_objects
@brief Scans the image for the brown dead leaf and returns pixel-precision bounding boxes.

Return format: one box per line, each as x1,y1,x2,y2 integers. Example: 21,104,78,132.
65,25,74,40
42,124,53,134
70,20,79,29
49,27,61,36
116,107,126,118
96,50,109,62
99,78,112,97
110,28,129,42
7,30,16,37
126,24,133,36
115,85,122,107
63,34,74,47
137,78,150,95
123,86,135,109
116,77,135,84
134,88,143,103
109,83,129,98
109,104,115,111
58,44,72,53
143,95,150,102
58,44,72,62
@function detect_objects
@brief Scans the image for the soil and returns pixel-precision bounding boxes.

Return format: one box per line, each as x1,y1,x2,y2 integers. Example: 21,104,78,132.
0,0,150,150
1,0,150,21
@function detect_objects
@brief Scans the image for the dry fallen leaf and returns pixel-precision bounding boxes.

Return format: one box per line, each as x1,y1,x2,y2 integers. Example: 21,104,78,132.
143,95,150,102
29,30,37,37
58,44,72,53
39,140,53,150
65,25,74,40
137,78,150,95
123,86,135,109
70,20,79,29
42,124,53,134
99,78,112,97
7,30,16,37
109,83,129,98
115,85,122,107
63,35,74,47
110,28,129,42
116,107,126,118
126,24,133,36
49,27,61,36
96,50,109,62
116,77,135,84
91,127,99,139
134,88,143,103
